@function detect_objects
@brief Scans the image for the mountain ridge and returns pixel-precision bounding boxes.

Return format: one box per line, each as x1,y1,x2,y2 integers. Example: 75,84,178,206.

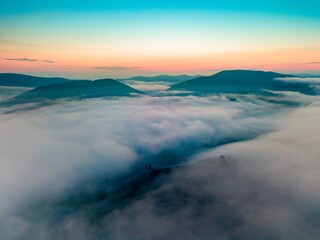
169,70,317,95
3,79,143,105
118,74,202,83
0,73,78,87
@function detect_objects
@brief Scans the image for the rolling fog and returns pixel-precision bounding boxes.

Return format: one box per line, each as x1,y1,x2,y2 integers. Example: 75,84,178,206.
0,91,320,240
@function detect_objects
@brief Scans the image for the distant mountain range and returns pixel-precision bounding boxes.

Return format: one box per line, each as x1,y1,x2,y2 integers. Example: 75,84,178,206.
169,70,318,95
5,79,142,105
0,73,200,87
1,70,319,107
0,73,75,87
118,75,202,83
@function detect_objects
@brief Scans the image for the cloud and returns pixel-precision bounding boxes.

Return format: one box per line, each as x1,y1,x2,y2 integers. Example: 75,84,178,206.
306,61,320,64
123,80,169,92
0,95,277,214
0,92,319,239
276,77,320,84
42,59,55,63
4,58,55,63
5,58,38,62
69,96,320,240
0,86,31,102
91,66,141,71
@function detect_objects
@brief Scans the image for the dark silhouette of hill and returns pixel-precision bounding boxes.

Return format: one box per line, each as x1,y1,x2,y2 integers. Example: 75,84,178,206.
118,75,201,83
5,79,142,105
0,73,76,87
169,70,317,95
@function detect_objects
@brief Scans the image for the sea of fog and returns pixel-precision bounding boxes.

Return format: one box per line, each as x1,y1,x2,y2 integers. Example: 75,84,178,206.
0,88,320,240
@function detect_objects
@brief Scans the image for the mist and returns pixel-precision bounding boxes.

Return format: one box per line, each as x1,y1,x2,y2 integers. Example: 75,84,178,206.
0,92,319,240
0,86,30,101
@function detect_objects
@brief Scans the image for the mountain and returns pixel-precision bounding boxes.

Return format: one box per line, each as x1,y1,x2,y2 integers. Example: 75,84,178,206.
169,70,318,95
6,79,142,104
118,75,202,83
0,73,75,87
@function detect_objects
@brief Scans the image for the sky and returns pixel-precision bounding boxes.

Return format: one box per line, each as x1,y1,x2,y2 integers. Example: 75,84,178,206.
0,0,319,78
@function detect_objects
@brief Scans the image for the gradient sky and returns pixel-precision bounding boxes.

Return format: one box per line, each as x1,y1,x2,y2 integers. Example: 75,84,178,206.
0,0,319,78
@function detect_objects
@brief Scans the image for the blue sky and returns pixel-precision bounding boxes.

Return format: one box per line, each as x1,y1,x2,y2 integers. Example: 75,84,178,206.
1,0,320,19
0,0,319,78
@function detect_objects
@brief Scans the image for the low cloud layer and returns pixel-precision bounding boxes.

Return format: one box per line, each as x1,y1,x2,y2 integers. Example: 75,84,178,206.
0,86,31,101
123,80,169,92
0,92,319,239
0,95,279,214
276,77,320,84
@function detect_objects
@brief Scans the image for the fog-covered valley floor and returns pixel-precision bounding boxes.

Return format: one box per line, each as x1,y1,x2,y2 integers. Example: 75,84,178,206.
0,88,320,240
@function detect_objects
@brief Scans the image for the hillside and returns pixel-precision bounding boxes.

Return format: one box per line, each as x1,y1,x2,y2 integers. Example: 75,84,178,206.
6,79,142,104
169,70,317,95
0,73,75,87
